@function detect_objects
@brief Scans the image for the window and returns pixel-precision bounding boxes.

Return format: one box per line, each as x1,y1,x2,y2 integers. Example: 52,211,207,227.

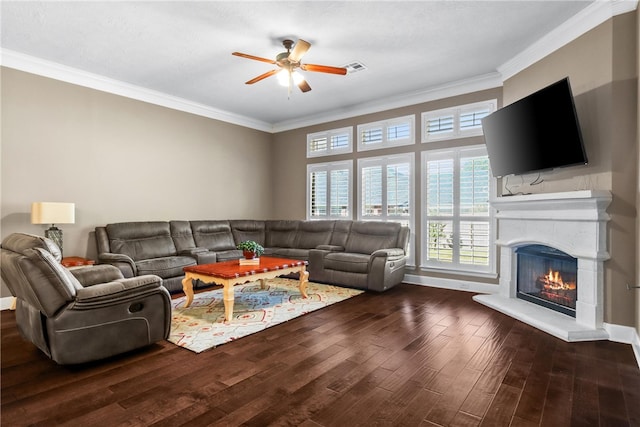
307,127,353,158
307,161,353,219
422,100,497,142
422,146,495,274
357,115,415,152
358,153,415,265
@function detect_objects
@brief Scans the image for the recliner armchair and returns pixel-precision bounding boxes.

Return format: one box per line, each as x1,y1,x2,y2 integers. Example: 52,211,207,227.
0,233,171,364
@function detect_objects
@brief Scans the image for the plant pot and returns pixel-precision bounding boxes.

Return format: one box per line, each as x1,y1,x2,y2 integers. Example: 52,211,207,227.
243,250,258,260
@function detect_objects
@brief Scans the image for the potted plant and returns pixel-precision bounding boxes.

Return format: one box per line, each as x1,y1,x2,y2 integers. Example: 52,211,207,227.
236,240,265,259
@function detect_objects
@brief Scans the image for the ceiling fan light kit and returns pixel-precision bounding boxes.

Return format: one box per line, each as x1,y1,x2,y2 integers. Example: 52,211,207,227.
232,38,347,95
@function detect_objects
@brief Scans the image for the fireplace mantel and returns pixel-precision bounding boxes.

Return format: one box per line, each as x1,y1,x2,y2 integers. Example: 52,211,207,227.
474,190,612,342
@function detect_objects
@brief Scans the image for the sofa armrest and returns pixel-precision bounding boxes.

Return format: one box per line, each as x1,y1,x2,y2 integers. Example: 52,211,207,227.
98,252,137,277
178,247,217,264
316,245,344,252
371,248,406,261
179,247,209,255
73,274,166,308
70,264,124,286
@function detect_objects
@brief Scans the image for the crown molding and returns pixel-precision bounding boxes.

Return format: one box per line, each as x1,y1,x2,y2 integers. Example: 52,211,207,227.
0,48,274,133
4,0,634,135
498,0,639,81
271,72,503,133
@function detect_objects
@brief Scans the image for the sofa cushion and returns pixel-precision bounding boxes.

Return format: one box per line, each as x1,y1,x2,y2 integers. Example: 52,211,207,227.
135,256,196,279
294,220,334,249
214,249,243,262
191,220,236,251
107,222,177,261
266,220,299,248
324,252,370,274
2,232,62,261
330,221,352,247
345,221,401,255
230,220,265,246
271,248,310,260
170,221,197,253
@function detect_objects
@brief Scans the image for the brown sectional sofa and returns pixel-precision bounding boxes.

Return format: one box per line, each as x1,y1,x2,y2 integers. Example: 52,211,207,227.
95,220,409,293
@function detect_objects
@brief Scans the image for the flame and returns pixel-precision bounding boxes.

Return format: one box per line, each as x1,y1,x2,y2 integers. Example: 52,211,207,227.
543,268,576,290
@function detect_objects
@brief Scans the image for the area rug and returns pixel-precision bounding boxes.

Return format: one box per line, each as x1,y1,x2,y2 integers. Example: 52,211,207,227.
168,278,364,353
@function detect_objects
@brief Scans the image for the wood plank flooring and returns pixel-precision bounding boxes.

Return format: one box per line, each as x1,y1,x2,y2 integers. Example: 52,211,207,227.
2,284,639,426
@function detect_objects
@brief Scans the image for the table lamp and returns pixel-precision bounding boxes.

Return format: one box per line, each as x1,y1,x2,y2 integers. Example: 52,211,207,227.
31,202,75,256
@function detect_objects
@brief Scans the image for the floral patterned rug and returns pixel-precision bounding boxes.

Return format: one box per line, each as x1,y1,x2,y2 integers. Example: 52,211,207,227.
168,278,364,353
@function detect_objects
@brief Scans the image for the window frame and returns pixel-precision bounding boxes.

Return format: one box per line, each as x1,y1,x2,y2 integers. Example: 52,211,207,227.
421,145,496,276
306,160,353,220
306,127,353,158
357,115,415,152
357,153,415,266
421,100,497,143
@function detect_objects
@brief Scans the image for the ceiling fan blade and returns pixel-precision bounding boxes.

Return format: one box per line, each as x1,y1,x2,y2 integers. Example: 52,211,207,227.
232,52,276,64
288,39,311,63
245,69,278,85
301,63,347,75
297,78,312,93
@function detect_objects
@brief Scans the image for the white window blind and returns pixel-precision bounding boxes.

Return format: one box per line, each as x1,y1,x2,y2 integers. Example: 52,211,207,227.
357,115,415,152
422,146,494,274
422,100,497,142
307,127,353,158
358,153,415,265
307,161,352,219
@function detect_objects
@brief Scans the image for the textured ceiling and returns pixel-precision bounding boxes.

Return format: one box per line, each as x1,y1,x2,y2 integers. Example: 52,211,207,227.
1,1,594,130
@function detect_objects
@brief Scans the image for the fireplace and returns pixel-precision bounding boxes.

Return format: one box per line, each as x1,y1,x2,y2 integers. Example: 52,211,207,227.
516,245,577,317
473,190,611,342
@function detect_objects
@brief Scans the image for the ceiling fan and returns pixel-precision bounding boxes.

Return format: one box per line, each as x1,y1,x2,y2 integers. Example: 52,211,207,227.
232,39,347,94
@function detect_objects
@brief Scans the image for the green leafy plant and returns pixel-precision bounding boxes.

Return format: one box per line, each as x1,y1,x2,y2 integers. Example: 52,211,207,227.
236,240,265,257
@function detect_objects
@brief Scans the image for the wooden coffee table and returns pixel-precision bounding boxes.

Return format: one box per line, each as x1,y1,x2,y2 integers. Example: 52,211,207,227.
181,257,309,323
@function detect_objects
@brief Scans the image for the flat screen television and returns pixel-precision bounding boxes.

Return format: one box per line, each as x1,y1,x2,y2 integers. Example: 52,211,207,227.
482,77,587,178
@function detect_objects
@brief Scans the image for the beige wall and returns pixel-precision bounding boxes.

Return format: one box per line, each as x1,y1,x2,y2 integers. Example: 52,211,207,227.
504,12,638,327
1,68,273,297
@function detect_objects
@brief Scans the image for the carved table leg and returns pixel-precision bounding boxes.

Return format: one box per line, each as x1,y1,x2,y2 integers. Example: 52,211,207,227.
182,275,194,308
223,282,235,323
299,267,309,298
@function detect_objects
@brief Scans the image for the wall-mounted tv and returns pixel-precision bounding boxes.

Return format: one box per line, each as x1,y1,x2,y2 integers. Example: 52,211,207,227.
482,77,587,178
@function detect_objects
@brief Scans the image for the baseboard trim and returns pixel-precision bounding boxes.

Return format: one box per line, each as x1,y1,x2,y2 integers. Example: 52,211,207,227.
0,297,14,311
403,273,499,294
603,323,640,369
403,275,640,369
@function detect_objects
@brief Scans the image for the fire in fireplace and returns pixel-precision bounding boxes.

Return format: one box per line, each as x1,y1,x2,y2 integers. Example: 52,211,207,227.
516,245,578,317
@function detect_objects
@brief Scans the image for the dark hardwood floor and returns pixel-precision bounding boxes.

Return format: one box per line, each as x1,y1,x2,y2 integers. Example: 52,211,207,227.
2,284,639,426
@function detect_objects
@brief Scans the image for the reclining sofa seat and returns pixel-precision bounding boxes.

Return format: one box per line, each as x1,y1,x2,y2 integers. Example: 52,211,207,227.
96,219,409,293
1,233,171,364
309,221,409,292
96,221,201,292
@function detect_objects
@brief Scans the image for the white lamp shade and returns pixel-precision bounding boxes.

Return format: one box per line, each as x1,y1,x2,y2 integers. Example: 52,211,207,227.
31,202,75,225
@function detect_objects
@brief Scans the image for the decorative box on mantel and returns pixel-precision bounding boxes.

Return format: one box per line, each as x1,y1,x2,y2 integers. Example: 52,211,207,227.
474,190,612,342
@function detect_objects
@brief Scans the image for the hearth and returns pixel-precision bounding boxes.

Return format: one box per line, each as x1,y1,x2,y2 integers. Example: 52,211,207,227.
516,245,577,317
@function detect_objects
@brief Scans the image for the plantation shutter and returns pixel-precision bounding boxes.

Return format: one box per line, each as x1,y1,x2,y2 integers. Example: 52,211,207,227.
330,168,350,216
361,165,383,216
309,170,327,217
423,147,493,271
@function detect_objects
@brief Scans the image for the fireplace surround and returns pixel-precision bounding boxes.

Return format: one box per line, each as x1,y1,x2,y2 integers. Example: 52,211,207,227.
473,190,612,342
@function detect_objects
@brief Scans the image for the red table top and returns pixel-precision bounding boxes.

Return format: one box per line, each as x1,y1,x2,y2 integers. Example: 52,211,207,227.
183,257,307,279
61,257,96,267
